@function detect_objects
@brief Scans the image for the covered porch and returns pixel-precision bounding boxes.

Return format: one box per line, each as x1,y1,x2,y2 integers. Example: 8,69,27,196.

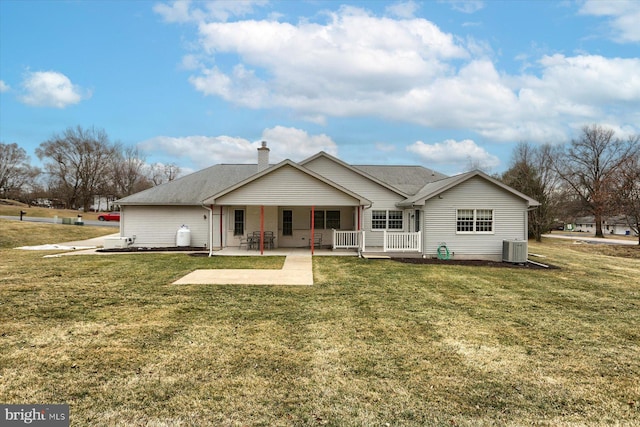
216,204,366,255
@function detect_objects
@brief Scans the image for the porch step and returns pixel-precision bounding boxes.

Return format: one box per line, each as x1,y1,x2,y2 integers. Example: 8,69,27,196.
361,254,391,259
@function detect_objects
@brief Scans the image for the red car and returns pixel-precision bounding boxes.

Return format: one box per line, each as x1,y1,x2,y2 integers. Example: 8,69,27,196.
97,212,120,221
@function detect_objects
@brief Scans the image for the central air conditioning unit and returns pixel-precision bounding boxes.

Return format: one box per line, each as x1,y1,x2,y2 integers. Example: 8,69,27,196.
502,240,528,263
103,237,133,249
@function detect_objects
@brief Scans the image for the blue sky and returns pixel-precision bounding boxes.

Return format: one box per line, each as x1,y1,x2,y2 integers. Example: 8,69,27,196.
1,0,639,176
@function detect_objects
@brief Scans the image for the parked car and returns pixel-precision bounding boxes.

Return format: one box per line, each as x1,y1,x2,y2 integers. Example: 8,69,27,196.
98,212,120,221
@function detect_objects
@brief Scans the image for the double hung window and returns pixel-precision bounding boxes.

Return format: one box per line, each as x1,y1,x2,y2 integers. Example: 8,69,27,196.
372,210,403,230
234,210,245,236
311,210,341,229
456,209,493,233
282,210,293,236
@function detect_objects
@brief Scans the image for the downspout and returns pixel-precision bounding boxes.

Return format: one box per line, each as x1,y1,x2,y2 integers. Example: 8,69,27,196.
202,203,214,257
359,203,372,256
311,205,315,256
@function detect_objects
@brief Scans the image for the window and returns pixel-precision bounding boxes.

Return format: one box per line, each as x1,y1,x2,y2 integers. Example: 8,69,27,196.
372,210,387,229
372,210,404,230
234,210,244,236
313,210,324,229
475,209,493,232
456,209,474,232
456,209,493,233
326,210,341,229
311,210,341,230
282,210,292,236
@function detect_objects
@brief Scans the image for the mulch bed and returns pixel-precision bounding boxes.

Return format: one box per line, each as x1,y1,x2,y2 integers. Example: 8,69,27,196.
97,246,207,253
95,247,558,269
392,257,559,269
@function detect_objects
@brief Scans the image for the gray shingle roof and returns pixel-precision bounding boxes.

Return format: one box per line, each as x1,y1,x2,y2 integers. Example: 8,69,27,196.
117,155,451,206
398,170,541,207
117,164,257,205
353,165,447,195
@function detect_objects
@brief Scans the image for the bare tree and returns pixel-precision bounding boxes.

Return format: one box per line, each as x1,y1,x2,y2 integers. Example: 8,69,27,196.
502,142,561,241
111,146,152,197
613,148,640,244
553,125,639,238
36,126,119,211
0,142,40,201
147,162,181,186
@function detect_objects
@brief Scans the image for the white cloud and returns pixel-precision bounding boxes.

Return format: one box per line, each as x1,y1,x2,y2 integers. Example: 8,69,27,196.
139,135,256,168
260,126,339,160
406,139,500,170
386,1,420,19
138,126,338,169
375,142,397,153
441,0,485,14
19,71,90,108
158,3,640,145
153,0,194,23
154,0,268,23
0,80,9,92
579,0,640,43
189,6,468,120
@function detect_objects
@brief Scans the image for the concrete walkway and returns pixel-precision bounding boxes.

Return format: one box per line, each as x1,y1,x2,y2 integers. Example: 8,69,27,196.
173,253,314,286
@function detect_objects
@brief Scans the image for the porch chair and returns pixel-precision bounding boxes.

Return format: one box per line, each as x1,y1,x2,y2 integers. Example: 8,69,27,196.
239,235,252,250
310,233,323,248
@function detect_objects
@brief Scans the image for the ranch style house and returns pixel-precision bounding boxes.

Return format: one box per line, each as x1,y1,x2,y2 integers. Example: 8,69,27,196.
115,142,540,261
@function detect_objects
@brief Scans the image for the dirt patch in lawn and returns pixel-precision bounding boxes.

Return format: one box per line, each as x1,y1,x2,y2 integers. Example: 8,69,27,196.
392,257,559,269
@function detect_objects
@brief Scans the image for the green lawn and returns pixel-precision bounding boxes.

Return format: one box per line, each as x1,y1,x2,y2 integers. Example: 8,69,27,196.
1,220,639,426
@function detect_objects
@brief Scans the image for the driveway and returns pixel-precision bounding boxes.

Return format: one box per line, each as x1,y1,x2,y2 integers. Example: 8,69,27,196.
543,233,638,246
0,215,119,227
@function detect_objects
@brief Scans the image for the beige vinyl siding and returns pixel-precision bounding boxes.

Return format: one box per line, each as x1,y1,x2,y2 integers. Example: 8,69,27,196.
422,176,528,260
224,205,279,248
223,206,356,248
304,156,406,247
122,206,209,248
277,206,355,248
215,165,359,206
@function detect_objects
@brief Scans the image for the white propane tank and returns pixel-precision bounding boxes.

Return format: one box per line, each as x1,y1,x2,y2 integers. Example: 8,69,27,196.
176,225,191,247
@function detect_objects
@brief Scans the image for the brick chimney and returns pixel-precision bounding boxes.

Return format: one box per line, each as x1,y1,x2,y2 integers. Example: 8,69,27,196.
257,141,270,172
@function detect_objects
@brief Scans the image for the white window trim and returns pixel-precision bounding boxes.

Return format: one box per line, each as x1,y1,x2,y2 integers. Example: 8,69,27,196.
456,208,494,234
232,208,245,236
371,209,404,231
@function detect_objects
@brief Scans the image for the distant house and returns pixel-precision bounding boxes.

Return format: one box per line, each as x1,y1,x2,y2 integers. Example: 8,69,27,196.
116,143,540,261
574,216,596,233
90,195,117,212
573,215,637,236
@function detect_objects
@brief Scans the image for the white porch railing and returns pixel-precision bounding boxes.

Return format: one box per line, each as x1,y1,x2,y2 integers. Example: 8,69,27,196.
332,230,421,253
383,230,422,252
332,230,365,250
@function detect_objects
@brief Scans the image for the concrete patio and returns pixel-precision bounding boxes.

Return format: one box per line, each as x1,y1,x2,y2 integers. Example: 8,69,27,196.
173,252,315,286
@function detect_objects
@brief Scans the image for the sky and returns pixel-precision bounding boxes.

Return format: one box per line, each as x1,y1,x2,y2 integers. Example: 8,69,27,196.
1,0,639,177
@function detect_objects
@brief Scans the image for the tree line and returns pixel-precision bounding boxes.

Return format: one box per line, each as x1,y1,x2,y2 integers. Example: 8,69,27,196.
0,125,180,211
501,124,640,244
2,124,638,243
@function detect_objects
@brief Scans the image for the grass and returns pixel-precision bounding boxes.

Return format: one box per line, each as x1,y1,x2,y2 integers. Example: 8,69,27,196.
0,199,104,221
1,221,639,426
